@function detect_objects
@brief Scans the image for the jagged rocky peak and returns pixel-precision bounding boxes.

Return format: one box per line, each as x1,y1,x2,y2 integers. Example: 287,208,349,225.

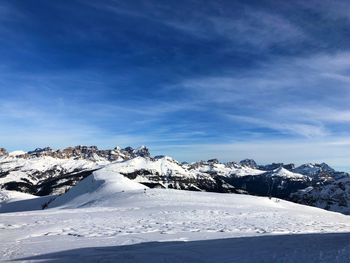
239,159,257,168
258,163,283,171
117,146,150,158
0,148,8,156
28,147,53,157
28,147,52,154
293,162,335,176
188,160,206,169
283,163,295,170
319,162,335,171
0,145,151,161
207,159,220,164
225,161,240,168
132,145,150,158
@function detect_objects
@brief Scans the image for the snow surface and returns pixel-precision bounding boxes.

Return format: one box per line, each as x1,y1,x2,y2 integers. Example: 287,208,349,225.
272,167,306,179
0,190,37,203
49,167,146,208
194,162,265,177
107,156,193,177
8,150,27,157
2,167,350,262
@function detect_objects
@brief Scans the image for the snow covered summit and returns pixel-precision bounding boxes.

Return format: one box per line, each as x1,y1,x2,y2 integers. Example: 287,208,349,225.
49,166,146,208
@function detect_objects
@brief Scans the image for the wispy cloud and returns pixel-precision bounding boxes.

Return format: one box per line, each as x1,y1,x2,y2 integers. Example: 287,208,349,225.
86,1,305,50
226,114,328,138
2,0,350,169
166,51,350,139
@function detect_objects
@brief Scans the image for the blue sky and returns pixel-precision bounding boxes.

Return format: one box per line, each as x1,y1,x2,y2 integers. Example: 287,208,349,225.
1,0,350,170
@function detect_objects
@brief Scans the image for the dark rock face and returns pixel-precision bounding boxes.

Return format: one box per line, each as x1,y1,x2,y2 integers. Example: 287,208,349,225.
28,147,53,155
35,169,97,196
207,159,220,164
293,163,334,176
132,146,150,158
239,159,258,169
0,148,8,156
290,178,350,214
2,170,96,196
225,173,310,199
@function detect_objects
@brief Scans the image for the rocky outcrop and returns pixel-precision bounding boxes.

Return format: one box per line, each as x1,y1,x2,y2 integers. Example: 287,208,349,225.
0,148,7,157
239,159,257,169
5,145,151,162
290,178,350,214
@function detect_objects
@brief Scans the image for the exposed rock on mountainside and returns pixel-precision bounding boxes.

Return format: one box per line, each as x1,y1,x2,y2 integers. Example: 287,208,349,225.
0,146,150,195
290,177,350,214
239,159,258,169
0,148,7,156
0,145,349,214
12,145,150,161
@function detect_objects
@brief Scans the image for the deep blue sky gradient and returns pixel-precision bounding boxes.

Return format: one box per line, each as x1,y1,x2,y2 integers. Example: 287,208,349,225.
1,0,350,169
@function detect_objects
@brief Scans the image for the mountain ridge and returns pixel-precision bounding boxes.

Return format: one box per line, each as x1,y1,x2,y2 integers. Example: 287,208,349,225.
1,145,349,214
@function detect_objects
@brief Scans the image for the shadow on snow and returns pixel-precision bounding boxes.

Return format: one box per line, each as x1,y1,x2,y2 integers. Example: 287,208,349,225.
14,232,350,263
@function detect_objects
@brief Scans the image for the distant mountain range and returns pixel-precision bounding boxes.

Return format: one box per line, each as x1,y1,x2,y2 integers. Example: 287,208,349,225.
1,145,349,214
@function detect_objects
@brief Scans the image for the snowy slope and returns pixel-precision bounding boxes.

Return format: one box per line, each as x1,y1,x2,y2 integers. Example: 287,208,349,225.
49,166,146,208
8,150,27,157
270,167,306,179
2,168,350,262
0,167,350,262
0,190,37,203
12,233,350,263
190,160,265,177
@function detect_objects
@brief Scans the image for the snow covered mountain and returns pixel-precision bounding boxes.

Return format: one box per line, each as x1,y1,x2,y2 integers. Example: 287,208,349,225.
0,146,149,195
0,146,264,195
291,177,350,214
2,165,350,262
1,145,349,214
